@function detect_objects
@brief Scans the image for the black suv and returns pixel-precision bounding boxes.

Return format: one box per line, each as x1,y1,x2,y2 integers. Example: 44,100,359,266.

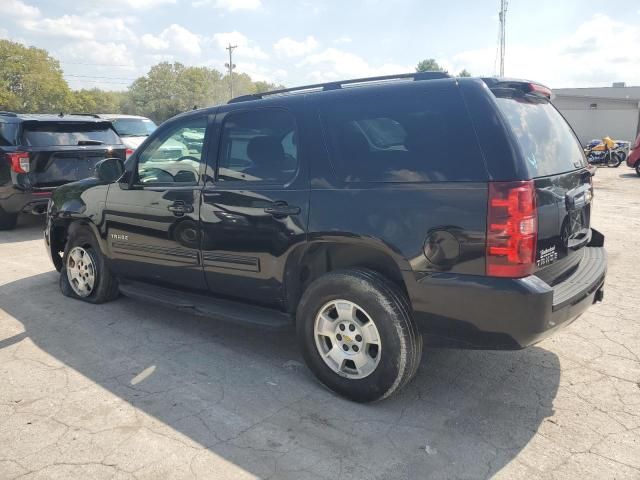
45,73,606,402
0,113,125,230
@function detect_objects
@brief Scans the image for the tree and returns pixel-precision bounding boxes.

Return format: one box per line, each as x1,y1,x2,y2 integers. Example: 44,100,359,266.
68,89,126,113
254,80,284,93
0,39,71,112
415,58,446,73
458,69,472,77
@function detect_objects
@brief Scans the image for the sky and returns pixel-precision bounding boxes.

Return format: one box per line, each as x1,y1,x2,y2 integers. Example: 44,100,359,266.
1,0,639,91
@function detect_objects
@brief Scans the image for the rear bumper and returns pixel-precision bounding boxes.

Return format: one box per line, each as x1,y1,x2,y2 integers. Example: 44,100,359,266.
0,186,52,214
406,243,607,350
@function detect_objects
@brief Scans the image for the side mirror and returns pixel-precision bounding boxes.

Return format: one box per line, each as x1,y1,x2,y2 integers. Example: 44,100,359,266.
95,157,125,184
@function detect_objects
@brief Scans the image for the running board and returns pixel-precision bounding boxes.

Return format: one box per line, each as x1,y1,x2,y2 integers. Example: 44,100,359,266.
118,281,293,330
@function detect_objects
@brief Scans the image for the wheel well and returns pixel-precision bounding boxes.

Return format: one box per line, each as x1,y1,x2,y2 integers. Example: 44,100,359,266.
285,242,407,314
50,219,94,271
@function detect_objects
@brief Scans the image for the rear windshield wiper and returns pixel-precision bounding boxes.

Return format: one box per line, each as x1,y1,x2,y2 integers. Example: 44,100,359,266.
77,140,104,146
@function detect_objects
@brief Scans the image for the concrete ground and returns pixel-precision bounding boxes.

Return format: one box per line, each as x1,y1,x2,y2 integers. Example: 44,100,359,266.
0,166,639,480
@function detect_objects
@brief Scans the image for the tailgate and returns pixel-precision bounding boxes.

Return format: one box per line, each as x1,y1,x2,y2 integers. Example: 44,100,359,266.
493,88,593,285
26,146,125,188
20,121,125,188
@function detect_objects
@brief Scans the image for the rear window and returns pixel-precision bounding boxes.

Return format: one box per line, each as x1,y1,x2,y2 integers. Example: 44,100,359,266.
22,122,122,147
111,118,156,137
495,95,586,177
319,84,486,182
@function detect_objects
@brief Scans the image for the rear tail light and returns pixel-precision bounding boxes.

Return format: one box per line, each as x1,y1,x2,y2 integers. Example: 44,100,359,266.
7,152,30,174
125,148,134,159
486,180,538,278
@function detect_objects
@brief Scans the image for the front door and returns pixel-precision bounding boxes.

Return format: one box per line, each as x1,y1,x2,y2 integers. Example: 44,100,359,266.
200,106,309,307
104,114,210,291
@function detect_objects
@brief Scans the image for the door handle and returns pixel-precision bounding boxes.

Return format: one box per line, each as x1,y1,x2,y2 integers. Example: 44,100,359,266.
168,201,194,216
264,201,301,217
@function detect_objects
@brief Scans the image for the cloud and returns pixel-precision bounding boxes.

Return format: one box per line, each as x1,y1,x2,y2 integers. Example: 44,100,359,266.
444,14,640,87
142,24,202,56
193,0,261,10
0,0,40,19
334,36,352,45
274,36,318,57
212,31,268,59
301,48,412,82
21,14,137,43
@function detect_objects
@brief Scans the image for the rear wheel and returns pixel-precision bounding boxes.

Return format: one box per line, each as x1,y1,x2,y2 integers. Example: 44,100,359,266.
297,268,422,402
0,207,18,231
60,225,119,303
636,162,640,177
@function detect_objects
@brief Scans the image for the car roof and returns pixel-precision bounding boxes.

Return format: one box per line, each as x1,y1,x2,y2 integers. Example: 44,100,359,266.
95,114,152,120
0,113,109,123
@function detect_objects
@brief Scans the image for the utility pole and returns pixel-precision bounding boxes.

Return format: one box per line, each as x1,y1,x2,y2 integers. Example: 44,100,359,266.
225,43,237,99
498,0,508,76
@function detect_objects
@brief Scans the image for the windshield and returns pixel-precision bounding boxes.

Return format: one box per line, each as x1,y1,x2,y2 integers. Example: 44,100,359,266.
495,95,587,177
111,118,157,137
22,122,122,147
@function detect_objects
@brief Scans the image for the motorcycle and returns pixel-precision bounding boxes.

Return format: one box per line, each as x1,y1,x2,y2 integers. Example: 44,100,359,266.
584,139,624,167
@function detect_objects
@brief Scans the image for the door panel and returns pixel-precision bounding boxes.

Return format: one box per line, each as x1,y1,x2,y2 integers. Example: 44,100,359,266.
105,115,210,291
200,106,309,307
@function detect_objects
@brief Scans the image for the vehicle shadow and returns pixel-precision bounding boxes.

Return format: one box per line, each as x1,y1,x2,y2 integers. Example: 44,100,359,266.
0,214,45,244
618,173,638,179
1,271,560,479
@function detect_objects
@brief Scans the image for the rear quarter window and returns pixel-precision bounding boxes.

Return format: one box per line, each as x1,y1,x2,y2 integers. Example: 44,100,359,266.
495,95,587,178
22,122,122,147
319,83,487,183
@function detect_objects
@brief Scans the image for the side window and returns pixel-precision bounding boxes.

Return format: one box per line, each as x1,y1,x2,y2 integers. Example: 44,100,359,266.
319,86,486,183
217,109,298,183
137,117,207,185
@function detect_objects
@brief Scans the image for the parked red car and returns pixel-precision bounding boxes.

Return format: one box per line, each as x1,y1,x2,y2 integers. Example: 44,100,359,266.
627,132,640,176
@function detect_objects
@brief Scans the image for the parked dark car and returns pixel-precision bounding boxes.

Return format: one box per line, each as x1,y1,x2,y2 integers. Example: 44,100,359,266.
45,73,606,402
0,113,125,230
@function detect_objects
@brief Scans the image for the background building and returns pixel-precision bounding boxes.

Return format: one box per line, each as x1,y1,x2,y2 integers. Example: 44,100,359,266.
553,84,640,145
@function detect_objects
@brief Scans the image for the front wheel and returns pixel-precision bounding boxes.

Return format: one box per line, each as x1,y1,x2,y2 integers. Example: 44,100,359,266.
297,268,422,402
60,225,119,304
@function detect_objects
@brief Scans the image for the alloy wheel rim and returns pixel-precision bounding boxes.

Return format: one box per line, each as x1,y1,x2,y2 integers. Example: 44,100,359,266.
313,299,382,379
66,246,96,297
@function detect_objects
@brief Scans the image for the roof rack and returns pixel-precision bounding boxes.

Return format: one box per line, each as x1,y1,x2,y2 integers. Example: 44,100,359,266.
0,111,18,117
228,71,450,104
67,113,101,118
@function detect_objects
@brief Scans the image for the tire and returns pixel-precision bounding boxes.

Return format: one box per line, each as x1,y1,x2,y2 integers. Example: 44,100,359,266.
607,152,622,168
296,268,422,402
635,162,640,177
0,206,18,231
60,224,119,304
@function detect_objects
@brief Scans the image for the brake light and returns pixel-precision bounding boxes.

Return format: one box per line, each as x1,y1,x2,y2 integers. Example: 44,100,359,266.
486,180,538,278
125,148,134,159
7,152,30,173
528,83,552,99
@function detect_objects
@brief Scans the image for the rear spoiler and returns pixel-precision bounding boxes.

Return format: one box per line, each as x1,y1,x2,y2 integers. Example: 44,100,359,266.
481,78,554,100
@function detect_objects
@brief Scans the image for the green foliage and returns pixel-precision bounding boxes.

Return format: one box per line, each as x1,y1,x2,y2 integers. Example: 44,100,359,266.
0,40,282,123
0,39,71,112
415,58,446,73
458,69,472,77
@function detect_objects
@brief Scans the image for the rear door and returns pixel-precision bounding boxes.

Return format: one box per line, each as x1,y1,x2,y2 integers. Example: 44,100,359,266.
20,121,125,188
494,92,592,285
199,105,309,308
